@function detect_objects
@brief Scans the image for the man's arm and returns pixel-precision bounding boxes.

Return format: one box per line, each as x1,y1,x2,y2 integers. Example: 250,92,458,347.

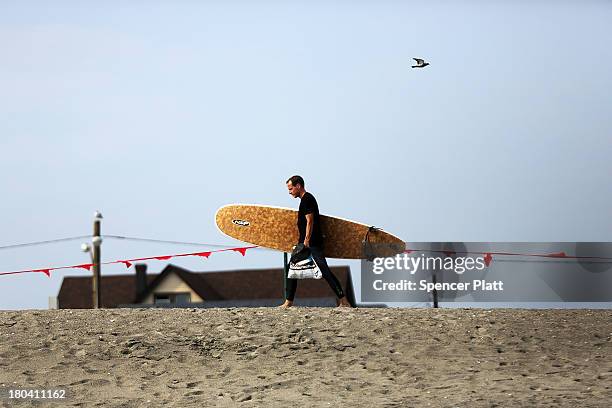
304,213,314,247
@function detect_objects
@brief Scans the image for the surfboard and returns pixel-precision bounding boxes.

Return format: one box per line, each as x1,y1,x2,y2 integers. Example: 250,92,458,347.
215,204,405,259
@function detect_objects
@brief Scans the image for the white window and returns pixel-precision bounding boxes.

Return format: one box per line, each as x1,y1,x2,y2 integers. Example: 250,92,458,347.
154,293,191,305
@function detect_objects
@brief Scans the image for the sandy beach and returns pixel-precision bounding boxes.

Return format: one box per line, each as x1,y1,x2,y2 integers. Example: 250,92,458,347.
0,308,610,407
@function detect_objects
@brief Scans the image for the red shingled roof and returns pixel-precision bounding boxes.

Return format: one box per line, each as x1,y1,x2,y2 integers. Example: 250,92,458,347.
58,274,157,309
57,264,354,308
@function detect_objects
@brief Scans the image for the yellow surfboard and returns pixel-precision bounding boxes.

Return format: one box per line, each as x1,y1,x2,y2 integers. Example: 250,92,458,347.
215,204,404,259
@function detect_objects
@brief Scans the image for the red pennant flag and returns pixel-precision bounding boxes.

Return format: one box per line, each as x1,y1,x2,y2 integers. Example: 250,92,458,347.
154,256,172,261
75,264,93,271
121,261,132,269
233,247,248,256
195,252,211,258
34,269,51,277
484,253,493,267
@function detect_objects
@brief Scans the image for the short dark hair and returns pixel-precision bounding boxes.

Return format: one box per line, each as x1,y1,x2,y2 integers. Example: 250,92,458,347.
286,175,305,187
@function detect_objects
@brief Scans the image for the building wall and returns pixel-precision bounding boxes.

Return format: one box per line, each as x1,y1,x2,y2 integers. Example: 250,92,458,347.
48,296,58,309
142,272,203,304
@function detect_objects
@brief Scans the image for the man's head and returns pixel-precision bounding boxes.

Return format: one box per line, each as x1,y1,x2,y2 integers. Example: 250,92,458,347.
286,175,305,198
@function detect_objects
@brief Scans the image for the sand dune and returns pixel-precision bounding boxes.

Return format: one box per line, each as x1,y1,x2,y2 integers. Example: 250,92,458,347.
0,308,610,407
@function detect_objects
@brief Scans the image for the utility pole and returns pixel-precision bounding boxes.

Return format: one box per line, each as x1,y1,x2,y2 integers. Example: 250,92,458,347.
431,270,439,308
92,211,103,308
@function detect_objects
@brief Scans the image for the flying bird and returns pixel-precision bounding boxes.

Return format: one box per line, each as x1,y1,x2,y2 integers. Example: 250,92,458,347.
412,58,429,68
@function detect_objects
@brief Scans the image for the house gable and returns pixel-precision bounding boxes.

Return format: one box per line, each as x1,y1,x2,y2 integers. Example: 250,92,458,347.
142,270,204,304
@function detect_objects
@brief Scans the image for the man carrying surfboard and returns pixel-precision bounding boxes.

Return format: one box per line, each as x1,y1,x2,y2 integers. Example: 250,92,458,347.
281,175,352,308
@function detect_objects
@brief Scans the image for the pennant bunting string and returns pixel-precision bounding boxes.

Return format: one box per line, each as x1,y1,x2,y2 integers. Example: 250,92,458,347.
1,244,610,278
0,245,258,277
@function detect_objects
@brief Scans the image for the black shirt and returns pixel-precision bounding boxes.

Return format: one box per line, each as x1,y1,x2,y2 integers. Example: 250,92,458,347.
297,192,323,247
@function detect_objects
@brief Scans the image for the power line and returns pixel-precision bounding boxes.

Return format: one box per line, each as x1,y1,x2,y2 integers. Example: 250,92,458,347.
0,234,269,251
0,236,91,251
104,235,264,249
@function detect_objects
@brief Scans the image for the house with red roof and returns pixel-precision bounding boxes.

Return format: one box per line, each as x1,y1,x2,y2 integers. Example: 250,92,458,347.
56,264,355,308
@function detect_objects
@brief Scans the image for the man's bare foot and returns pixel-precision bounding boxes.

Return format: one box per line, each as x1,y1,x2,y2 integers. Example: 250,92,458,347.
279,300,293,308
337,297,352,308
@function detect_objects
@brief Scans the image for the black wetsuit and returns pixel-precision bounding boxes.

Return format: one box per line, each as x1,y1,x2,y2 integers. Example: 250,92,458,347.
285,192,345,301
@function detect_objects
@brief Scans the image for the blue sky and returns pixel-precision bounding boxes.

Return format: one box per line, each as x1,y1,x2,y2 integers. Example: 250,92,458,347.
1,1,611,309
